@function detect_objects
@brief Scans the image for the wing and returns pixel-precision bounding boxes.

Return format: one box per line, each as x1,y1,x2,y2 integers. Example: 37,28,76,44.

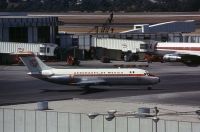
72,77,107,86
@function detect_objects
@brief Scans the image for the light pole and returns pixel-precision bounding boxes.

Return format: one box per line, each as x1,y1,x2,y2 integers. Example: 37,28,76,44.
152,116,159,132
105,110,117,121
88,107,200,132
152,107,159,132
88,113,99,119
87,108,152,121
87,107,160,132
88,110,118,121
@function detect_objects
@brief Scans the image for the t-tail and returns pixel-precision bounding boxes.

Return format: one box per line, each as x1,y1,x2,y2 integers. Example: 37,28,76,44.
14,52,52,74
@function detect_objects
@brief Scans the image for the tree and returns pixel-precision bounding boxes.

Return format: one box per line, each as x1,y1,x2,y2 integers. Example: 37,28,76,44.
0,0,199,12
180,0,200,11
81,0,100,12
153,0,181,11
0,0,7,11
99,0,112,11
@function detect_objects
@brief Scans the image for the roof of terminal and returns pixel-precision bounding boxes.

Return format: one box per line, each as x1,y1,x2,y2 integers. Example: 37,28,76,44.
0,16,57,18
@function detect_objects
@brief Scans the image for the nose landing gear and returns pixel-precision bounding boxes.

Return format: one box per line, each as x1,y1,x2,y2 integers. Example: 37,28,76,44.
147,86,152,90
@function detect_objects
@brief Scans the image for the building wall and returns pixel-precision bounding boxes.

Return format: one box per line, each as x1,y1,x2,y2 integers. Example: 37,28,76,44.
0,16,58,43
0,108,200,132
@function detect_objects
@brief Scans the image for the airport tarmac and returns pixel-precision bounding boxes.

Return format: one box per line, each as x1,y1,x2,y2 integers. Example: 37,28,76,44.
0,60,200,107
1,60,200,122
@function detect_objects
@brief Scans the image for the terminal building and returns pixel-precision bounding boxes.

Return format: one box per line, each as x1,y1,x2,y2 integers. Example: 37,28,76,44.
60,20,197,61
0,16,58,43
0,16,59,64
1,15,199,63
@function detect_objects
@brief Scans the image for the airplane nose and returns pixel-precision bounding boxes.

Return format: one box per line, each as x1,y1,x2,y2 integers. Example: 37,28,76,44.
153,77,160,84
148,76,160,85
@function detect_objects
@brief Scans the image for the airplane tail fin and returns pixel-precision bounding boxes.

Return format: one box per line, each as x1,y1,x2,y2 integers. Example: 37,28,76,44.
14,52,52,73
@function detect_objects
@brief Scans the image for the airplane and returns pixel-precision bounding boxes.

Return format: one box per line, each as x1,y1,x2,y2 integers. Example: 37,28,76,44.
15,52,160,90
153,42,200,66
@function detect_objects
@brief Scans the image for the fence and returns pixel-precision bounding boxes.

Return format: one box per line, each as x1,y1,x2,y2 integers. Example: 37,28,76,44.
0,108,200,132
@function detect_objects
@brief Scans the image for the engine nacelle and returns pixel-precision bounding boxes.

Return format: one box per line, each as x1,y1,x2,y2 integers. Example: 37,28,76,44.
47,75,76,85
163,54,181,62
42,70,54,76
49,75,71,80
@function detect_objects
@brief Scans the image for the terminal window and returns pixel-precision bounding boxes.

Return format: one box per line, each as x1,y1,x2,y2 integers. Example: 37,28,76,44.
140,44,148,49
38,26,50,43
40,47,46,53
9,27,28,43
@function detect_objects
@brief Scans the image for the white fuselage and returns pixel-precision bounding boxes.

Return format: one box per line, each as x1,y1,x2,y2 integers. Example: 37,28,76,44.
17,52,160,88
30,68,160,86
155,42,200,56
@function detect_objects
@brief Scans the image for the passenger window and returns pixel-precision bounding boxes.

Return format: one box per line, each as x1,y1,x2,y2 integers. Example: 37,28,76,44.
140,44,148,49
40,47,46,53
47,47,50,53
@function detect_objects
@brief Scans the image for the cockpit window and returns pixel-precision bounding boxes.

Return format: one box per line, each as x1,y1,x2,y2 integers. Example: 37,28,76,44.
144,71,149,75
144,73,149,76
144,72,155,76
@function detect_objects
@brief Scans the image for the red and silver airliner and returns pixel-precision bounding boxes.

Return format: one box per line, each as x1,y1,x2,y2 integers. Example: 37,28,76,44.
155,42,200,65
16,52,160,90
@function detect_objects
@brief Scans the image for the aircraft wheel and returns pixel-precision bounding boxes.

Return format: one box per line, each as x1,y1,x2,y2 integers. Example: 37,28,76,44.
147,87,152,90
81,85,90,90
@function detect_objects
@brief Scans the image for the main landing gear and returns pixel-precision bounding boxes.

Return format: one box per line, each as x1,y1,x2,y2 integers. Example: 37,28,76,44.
81,85,91,90
147,86,152,90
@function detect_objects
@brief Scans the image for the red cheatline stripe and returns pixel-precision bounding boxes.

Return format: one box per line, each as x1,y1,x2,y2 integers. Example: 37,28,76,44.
74,74,145,77
157,47,200,51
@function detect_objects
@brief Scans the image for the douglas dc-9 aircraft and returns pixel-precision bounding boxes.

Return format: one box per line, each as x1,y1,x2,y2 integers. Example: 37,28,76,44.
16,52,160,90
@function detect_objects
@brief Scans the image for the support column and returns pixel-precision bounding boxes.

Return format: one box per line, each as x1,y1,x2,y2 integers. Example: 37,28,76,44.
28,27,33,43
33,27,38,43
0,27,3,41
50,26,55,43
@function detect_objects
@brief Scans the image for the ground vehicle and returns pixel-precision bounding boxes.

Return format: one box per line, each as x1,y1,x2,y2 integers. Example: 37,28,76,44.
144,53,163,63
66,55,80,66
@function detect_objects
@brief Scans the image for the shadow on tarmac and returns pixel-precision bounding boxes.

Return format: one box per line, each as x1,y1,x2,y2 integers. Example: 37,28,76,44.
40,87,164,95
